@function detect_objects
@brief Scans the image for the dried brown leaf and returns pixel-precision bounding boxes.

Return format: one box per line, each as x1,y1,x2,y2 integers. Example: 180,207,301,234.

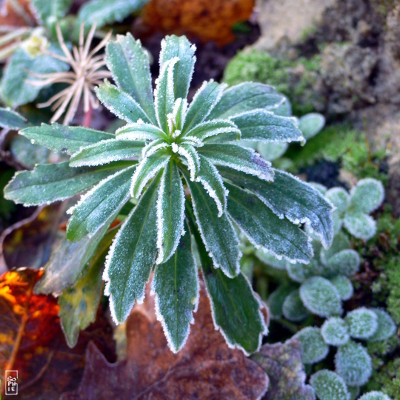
252,337,315,400
62,284,269,400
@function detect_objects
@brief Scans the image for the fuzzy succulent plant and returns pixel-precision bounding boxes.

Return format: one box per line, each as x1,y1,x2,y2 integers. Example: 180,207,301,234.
326,178,384,240
4,34,334,354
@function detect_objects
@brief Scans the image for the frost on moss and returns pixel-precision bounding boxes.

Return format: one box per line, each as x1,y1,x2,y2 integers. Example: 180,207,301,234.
345,308,378,340
295,327,329,364
282,289,309,322
223,49,322,115
321,317,350,346
310,370,349,400
300,277,342,317
335,341,372,386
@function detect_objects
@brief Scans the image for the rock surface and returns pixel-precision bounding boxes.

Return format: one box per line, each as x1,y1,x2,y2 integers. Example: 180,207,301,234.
254,0,400,213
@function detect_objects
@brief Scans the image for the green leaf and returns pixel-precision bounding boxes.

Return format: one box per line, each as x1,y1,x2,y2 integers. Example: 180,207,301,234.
359,392,391,400
286,259,323,283
0,108,28,129
200,144,273,182
282,290,309,322
184,171,240,278
310,370,349,400
1,47,68,108
116,122,166,141
182,81,226,133
35,227,108,295
231,109,303,143
344,211,376,240
196,155,228,217
257,142,288,161
96,81,151,123
208,82,285,120
104,174,161,323
198,239,266,354
345,308,378,339
267,284,296,318
226,183,313,264
349,178,384,214
21,124,113,155
175,143,200,181
130,151,170,198
219,167,333,248
152,226,198,353
335,341,372,386
78,0,148,28
325,187,349,214
69,139,142,167
159,35,196,100
321,317,350,346
298,113,325,140
58,230,115,347
185,119,240,142
155,57,179,132
295,327,329,364
4,162,126,206
323,249,360,277
32,0,72,23
156,160,185,264
67,166,136,242
300,277,342,317
330,276,353,300
368,308,396,342
105,34,156,123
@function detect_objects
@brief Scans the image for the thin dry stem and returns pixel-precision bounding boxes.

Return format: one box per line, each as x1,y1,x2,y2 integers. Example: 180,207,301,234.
32,23,112,125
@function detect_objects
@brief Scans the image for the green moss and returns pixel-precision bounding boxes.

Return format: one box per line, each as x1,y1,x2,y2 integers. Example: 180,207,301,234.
366,358,400,398
223,50,289,92
285,125,387,181
223,50,321,115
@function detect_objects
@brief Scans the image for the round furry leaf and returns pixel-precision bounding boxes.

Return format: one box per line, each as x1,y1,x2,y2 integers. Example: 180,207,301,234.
310,370,349,400
321,317,350,346
299,113,325,140
267,285,295,318
320,232,350,265
368,308,396,342
309,182,328,194
282,290,309,322
330,276,353,300
345,308,378,339
335,341,372,386
295,327,329,364
349,178,384,214
300,277,342,317
286,259,323,283
358,391,391,400
257,141,288,161
326,187,349,215
324,249,360,278
344,211,376,240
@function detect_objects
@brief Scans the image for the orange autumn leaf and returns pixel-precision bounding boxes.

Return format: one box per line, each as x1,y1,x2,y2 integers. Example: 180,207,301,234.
142,0,255,46
0,268,59,382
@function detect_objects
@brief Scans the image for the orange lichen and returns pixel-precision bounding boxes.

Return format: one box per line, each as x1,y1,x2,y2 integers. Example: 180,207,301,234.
142,0,255,46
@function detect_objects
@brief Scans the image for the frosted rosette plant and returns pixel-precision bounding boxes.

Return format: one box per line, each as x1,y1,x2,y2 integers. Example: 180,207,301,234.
4,34,334,354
